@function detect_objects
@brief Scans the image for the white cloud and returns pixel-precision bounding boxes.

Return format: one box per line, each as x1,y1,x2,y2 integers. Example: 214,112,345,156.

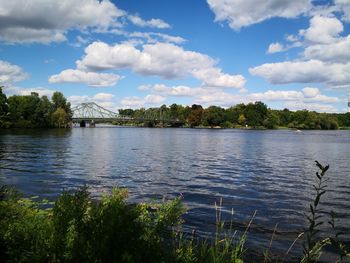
49,69,122,87
299,15,344,44
70,35,90,48
267,39,303,54
335,0,350,22
93,93,115,101
302,87,319,98
284,101,338,112
67,95,91,106
18,88,55,97
77,42,142,71
75,41,245,89
253,11,350,92
151,84,198,97
207,0,312,31
68,92,116,109
0,28,67,44
0,0,173,44
286,34,299,42
267,42,286,54
249,60,350,87
303,35,350,63
194,90,241,107
248,90,303,101
0,60,28,85
121,94,166,108
3,86,55,97
127,15,170,29
192,68,245,89
266,16,344,55
110,29,186,45
137,84,152,91
128,32,186,44
0,0,125,44
248,88,338,103
138,81,339,110
193,88,339,110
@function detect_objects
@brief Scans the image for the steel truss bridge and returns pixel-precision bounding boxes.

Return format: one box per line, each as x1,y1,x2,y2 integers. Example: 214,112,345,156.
71,102,182,125
71,102,130,122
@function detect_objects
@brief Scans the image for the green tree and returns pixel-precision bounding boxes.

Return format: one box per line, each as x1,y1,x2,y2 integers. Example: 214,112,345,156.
226,104,245,124
319,114,339,130
0,87,8,116
169,103,181,119
203,106,226,127
52,92,67,110
159,104,169,120
238,114,246,125
244,101,268,127
0,87,9,128
336,112,350,127
52,107,68,128
187,104,203,127
7,94,40,127
51,92,72,126
264,110,280,129
278,108,292,127
34,96,53,127
292,110,309,128
118,109,134,116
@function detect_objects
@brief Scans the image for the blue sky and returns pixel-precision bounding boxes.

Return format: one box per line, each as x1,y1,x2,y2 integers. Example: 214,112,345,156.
0,0,349,112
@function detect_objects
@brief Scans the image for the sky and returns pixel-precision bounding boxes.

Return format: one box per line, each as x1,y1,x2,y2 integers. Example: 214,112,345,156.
0,0,350,113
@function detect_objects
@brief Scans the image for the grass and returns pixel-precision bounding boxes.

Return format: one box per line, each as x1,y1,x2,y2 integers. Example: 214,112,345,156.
0,162,349,262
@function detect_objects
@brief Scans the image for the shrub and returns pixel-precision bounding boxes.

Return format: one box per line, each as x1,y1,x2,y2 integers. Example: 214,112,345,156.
0,186,185,263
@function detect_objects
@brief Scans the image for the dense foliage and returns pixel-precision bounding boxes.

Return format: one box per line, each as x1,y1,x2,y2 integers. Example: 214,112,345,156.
0,87,72,128
119,102,350,129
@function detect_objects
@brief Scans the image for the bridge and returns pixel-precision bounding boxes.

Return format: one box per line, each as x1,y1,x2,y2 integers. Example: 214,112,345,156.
71,102,183,127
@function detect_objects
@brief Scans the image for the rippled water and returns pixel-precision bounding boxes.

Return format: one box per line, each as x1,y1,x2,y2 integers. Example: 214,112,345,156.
1,127,349,258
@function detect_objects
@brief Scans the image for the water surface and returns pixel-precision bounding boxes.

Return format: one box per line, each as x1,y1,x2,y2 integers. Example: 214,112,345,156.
1,127,349,257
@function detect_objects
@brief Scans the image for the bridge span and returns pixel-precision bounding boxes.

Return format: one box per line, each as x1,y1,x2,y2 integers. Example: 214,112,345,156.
71,102,182,127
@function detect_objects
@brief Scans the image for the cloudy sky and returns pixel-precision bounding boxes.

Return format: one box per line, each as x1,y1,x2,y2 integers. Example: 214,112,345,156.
1,0,350,112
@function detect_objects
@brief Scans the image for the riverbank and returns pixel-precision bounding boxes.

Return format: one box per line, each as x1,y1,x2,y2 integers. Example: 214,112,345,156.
110,121,350,130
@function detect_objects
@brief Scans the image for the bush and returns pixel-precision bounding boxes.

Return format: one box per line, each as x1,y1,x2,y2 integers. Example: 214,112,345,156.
220,121,233,128
0,186,185,263
0,186,53,263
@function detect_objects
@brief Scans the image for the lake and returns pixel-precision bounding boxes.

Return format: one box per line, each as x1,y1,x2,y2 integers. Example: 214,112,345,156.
0,127,349,258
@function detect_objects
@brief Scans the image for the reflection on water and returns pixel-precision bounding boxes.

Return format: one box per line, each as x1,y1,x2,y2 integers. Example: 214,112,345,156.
0,127,349,257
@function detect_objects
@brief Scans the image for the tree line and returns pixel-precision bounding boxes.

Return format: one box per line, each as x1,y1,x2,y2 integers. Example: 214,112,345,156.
0,87,72,128
119,101,350,129
1,86,349,130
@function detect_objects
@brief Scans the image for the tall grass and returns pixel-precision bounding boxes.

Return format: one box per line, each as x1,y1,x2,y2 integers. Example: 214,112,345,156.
0,161,349,262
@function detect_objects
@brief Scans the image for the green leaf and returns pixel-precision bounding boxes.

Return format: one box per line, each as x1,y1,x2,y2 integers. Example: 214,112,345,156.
310,204,314,214
316,172,321,180
314,195,321,207
324,165,330,172
315,160,323,170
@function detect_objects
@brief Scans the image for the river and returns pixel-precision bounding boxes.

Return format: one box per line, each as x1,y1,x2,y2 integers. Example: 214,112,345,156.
0,127,349,258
